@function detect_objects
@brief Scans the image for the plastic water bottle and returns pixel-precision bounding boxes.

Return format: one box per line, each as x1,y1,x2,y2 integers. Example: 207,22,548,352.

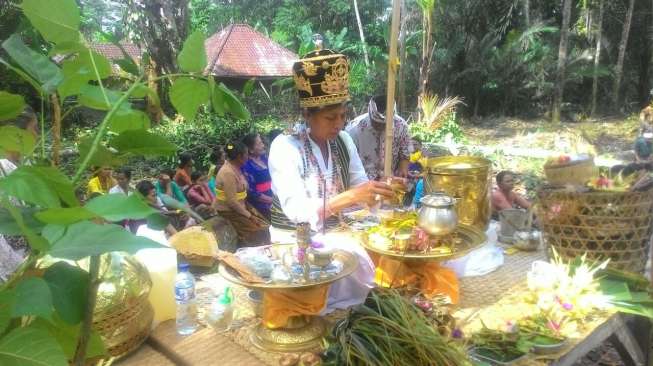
175,263,198,335
206,287,233,333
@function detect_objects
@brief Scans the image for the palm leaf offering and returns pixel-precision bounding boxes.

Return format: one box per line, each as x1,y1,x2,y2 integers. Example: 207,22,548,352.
321,289,470,366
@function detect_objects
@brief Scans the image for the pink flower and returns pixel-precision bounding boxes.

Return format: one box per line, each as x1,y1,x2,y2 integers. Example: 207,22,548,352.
547,319,561,334
297,248,306,263
452,328,463,339
562,302,573,311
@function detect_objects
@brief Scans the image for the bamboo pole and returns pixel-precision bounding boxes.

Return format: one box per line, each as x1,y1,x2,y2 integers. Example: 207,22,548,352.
384,0,401,178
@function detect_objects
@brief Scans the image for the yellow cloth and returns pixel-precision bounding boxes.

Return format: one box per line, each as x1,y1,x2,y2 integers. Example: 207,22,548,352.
87,176,115,196
372,254,459,304
215,189,247,202
262,286,329,329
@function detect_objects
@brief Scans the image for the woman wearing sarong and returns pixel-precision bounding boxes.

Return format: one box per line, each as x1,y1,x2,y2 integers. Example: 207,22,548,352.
214,142,270,246
266,46,398,328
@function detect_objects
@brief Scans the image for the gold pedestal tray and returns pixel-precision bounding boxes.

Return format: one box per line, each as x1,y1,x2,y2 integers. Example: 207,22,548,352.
250,315,326,353
361,224,487,262
218,244,358,353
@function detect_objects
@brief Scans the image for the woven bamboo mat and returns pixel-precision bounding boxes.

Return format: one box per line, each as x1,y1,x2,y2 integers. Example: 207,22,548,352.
458,245,547,309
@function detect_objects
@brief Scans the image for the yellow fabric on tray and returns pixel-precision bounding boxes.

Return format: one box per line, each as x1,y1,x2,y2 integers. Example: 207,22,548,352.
373,255,459,304
262,286,329,329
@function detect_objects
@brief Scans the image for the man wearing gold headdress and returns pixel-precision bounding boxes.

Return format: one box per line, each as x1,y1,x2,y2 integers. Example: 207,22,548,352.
266,45,397,328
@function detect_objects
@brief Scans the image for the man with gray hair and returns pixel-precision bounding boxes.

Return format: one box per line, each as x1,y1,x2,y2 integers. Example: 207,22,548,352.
346,95,410,181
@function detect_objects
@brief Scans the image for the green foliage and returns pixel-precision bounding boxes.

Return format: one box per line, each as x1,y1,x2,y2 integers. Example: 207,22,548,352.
1,34,63,93
177,31,207,73
0,1,249,363
43,263,88,325
21,0,80,44
169,77,210,122
0,327,68,366
12,277,53,320
409,112,466,144
0,91,25,120
46,221,164,260
0,126,36,157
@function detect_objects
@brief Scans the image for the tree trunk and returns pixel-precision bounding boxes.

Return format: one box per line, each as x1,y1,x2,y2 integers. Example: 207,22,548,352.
126,0,190,75
417,4,434,119
398,0,408,115
552,0,572,123
352,0,370,69
523,0,530,27
613,0,635,108
591,0,604,117
638,0,653,107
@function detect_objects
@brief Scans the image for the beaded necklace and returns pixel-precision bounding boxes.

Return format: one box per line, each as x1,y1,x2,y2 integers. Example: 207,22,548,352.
296,126,345,200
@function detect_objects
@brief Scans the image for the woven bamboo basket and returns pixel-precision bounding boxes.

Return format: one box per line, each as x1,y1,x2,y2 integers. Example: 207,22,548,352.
544,157,597,186
537,187,653,273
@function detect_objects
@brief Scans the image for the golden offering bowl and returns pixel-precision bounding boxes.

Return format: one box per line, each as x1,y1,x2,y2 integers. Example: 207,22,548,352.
218,244,358,353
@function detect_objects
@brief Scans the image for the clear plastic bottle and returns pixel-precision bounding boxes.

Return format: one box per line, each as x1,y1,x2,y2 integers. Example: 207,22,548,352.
206,287,233,333
175,263,198,335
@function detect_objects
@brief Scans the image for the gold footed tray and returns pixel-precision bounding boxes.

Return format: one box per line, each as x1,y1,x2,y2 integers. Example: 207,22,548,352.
218,244,358,352
250,316,326,353
361,224,487,261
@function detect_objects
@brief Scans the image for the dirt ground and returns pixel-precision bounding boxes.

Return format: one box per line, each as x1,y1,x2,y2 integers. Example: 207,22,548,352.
461,116,640,157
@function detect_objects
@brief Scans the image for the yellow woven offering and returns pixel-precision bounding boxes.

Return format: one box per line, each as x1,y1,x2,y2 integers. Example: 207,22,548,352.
169,226,219,267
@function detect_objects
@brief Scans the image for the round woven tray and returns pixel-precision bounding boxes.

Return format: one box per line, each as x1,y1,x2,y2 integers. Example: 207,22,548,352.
537,188,653,273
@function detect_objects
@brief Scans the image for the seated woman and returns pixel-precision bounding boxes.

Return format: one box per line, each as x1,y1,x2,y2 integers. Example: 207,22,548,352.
268,48,405,327
207,147,225,195
87,166,116,197
135,180,177,237
174,152,193,190
635,123,653,163
242,132,273,219
214,142,269,246
491,170,532,218
186,171,216,219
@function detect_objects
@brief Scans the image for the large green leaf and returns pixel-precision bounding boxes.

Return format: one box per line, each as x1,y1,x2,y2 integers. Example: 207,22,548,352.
1,34,63,93
146,213,169,231
0,207,44,235
21,0,80,44
0,91,25,121
169,77,209,122
0,290,15,333
43,262,88,325
0,166,78,208
219,83,250,120
41,224,66,244
108,109,151,133
48,221,165,260
178,31,207,73
0,327,68,366
32,317,105,359
210,78,225,116
0,201,49,251
79,84,127,111
84,193,157,222
109,129,177,157
58,51,112,99
77,137,126,168
0,126,36,157
34,207,96,225
12,277,53,320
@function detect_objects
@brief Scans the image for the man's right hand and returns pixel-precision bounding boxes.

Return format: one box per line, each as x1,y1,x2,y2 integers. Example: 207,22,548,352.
352,181,395,206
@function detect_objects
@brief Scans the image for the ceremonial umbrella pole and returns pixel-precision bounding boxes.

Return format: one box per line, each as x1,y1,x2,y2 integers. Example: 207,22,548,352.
384,0,402,177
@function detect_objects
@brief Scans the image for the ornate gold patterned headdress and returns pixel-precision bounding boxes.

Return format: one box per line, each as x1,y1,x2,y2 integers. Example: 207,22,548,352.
292,34,350,108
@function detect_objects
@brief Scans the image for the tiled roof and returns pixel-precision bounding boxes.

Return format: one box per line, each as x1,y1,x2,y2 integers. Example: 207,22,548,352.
205,24,298,78
89,42,141,61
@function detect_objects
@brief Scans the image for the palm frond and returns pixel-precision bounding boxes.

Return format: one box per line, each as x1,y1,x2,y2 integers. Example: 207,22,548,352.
420,93,465,130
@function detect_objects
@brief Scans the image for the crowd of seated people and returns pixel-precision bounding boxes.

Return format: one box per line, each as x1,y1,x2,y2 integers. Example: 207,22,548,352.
86,131,280,247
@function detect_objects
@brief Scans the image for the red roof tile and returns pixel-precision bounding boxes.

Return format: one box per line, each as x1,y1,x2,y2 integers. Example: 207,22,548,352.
89,42,141,62
205,24,298,78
